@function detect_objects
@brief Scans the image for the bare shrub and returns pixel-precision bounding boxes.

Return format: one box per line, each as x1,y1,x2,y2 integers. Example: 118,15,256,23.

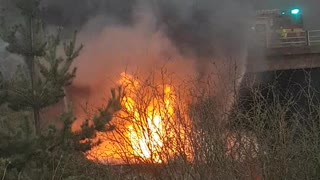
82,68,320,180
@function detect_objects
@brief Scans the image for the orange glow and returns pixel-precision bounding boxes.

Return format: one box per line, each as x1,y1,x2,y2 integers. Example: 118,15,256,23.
84,72,193,164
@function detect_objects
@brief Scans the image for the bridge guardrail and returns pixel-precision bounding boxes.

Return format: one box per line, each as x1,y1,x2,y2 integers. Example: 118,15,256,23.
268,35,307,48
253,30,320,48
308,30,320,46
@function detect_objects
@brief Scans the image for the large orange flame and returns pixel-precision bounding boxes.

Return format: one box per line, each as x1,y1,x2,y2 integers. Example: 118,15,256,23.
121,73,175,163
85,72,192,164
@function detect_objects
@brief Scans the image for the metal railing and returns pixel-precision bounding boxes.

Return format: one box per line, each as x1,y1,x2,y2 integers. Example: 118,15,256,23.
308,30,320,46
268,35,307,48
253,30,320,48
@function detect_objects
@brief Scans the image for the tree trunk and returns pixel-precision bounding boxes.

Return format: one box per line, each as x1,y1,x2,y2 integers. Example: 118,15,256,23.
26,54,40,135
63,88,69,112
34,106,41,135
27,16,42,136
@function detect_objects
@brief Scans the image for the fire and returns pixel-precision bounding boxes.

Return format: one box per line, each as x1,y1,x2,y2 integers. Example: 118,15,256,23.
122,74,175,163
85,72,192,164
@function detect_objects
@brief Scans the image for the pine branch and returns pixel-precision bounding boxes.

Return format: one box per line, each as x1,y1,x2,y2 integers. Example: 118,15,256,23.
93,86,123,131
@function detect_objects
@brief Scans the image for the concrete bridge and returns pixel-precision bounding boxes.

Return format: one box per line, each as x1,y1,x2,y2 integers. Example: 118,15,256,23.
237,30,320,125
246,30,320,73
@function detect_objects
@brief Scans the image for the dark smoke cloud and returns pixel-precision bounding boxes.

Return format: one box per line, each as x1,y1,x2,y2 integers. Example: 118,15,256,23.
2,0,319,30
152,0,252,58
41,0,253,59
39,0,320,31
42,0,137,28
1,0,254,97
37,0,254,85
66,0,252,123
4,0,319,59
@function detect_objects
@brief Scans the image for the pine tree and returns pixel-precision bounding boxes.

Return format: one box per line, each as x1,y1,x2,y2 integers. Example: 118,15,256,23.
0,1,121,179
0,0,83,135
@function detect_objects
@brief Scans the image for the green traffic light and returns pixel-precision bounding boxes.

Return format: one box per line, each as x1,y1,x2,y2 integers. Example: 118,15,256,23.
291,8,300,15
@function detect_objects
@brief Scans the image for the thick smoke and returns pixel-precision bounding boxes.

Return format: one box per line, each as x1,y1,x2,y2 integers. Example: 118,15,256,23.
42,0,252,59
0,0,254,130
68,6,197,129
60,0,253,129
42,0,137,28
1,0,317,30
154,0,251,57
